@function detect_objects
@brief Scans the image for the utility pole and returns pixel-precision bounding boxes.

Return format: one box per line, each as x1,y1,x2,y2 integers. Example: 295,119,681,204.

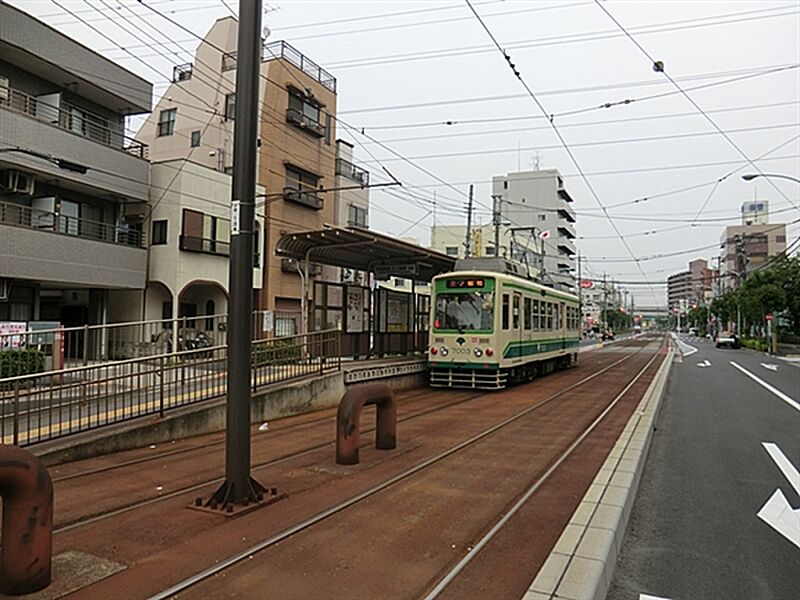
602,272,608,331
577,252,582,331
465,184,474,257
491,193,502,257
207,0,266,510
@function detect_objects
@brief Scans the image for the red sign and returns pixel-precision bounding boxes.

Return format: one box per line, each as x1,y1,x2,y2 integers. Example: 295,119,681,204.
766,314,774,321
579,279,593,289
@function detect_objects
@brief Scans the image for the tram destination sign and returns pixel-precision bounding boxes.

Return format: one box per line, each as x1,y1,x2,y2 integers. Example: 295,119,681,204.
446,278,486,289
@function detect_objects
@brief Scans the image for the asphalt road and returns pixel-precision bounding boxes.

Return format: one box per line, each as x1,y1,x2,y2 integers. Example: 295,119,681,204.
608,334,800,600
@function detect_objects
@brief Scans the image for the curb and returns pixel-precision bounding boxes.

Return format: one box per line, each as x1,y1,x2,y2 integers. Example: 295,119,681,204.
521,345,675,600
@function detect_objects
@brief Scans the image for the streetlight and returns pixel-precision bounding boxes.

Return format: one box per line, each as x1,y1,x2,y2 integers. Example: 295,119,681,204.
741,173,800,184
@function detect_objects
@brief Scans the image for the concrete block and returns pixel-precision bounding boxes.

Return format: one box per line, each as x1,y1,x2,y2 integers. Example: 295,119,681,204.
599,484,628,508
570,500,598,527
522,591,553,600
583,483,605,504
530,551,571,594
554,555,607,600
609,469,635,490
553,523,585,556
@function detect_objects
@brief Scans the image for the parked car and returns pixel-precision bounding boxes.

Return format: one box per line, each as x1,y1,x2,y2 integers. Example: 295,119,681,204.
715,331,740,349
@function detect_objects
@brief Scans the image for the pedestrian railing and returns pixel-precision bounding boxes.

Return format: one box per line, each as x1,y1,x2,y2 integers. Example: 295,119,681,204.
0,329,340,447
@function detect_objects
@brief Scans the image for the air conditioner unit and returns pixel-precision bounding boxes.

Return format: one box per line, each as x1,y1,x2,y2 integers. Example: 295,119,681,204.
0,170,35,195
122,202,148,220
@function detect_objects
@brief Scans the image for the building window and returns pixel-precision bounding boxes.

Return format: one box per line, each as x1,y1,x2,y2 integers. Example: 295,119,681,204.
445,246,459,257
151,219,167,245
286,89,324,137
284,164,321,209
225,93,236,121
180,209,230,255
776,235,786,243
348,204,368,228
503,181,508,189
485,246,496,256
394,278,405,287
158,108,177,136
539,214,547,221
190,130,201,147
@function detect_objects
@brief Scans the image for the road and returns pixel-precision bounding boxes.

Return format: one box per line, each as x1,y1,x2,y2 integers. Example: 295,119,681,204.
608,334,800,600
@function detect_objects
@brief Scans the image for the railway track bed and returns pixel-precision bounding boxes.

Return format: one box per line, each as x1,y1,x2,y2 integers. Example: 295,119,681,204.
33,335,665,600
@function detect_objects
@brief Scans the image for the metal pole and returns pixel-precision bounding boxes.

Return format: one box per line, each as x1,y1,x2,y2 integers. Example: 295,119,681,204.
492,194,501,256
209,0,265,509
465,185,473,257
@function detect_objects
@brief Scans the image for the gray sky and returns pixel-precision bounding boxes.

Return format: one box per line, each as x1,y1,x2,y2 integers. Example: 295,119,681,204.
12,0,800,305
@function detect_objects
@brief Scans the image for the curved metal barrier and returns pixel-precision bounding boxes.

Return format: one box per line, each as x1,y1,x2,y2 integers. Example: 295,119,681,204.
336,383,397,465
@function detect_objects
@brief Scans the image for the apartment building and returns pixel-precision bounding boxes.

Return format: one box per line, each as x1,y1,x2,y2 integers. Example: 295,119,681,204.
666,258,717,309
135,16,338,328
719,202,786,292
0,2,152,330
491,168,577,289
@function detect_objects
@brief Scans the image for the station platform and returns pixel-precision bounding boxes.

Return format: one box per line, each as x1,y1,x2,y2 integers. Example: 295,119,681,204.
4,335,673,600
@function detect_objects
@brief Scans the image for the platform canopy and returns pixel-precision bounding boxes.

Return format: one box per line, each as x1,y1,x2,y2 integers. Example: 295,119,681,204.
275,226,456,282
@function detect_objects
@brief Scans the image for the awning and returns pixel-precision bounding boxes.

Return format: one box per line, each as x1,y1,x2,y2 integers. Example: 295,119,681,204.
275,226,456,282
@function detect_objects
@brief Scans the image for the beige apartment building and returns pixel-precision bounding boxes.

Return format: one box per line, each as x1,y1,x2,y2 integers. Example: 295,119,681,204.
136,16,338,330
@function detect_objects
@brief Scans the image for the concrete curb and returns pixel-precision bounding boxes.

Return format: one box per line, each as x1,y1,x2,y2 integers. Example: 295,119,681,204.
521,345,675,600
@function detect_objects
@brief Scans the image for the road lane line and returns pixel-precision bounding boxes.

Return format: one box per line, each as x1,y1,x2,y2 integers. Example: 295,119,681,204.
763,442,800,497
757,488,800,549
729,361,800,414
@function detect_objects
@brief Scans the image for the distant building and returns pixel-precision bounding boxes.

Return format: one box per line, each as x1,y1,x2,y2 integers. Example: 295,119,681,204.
0,2,152,330
719,206,786,292
491,168,577,289
667,258,717,308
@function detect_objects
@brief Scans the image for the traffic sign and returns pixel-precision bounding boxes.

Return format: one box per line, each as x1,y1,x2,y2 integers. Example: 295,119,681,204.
766,314,774,321
579,279,593,289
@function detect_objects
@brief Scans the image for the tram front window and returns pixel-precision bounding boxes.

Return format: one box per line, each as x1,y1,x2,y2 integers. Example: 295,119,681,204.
434,292,494,332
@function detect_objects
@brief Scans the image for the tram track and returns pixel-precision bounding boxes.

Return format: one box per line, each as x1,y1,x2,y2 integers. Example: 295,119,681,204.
141,335,663,600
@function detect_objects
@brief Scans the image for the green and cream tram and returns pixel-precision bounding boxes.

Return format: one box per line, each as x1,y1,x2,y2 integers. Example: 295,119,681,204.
428,271,581,389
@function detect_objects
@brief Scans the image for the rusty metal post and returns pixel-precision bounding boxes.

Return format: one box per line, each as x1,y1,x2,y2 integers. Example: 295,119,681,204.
0,444,54,595
336,382,397,465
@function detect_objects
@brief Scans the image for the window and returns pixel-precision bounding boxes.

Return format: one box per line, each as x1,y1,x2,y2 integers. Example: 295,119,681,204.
181,209,230,255
776,235,786,243
287,89,324,137
538,214,547,221
205,300,215,331
0,76,9,105
151,220,167,245
158,108,176,136
503,181,508,189
225,93,236,120
485,246,496,256
512,295,520,329
190,130,201,147
348,204,368,228
502,294,510,330
445,246,459,257
533,299,540,330
434,291,494,332
284,164,321,209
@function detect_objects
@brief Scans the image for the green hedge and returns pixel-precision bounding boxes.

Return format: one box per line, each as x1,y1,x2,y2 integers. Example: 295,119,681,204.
740,338,768,352
0,348,46,379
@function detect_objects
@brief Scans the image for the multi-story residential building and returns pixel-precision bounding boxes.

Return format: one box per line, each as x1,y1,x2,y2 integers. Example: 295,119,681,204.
581,280,623,330
0,2,152,329
334,140,369,229
135,16,338,326
491,168,577,289
719,203,786,292
667,258,717,308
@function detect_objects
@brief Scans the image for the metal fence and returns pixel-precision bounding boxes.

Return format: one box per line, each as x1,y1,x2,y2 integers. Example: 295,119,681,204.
1,329,340,446
0,311,304,370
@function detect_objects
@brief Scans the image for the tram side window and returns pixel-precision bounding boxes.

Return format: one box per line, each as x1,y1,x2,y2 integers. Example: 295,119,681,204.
524,297,532,330
532,299,540,330
512,295,520,329
502,294,510,330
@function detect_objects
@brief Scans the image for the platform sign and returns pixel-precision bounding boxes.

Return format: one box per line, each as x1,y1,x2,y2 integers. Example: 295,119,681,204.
765,314,774,321
0,322,27,349
374,264,417,280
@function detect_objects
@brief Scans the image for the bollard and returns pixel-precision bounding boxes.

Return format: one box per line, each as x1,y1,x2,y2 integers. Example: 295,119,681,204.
0,445,54,595
336,382,397,465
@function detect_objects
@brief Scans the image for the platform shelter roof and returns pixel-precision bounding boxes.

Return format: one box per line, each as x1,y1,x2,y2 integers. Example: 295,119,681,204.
275,226,456,282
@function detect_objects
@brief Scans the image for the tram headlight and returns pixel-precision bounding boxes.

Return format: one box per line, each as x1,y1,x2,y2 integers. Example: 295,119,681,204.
473,348,483,357
485,347,494,357
439,347,449,356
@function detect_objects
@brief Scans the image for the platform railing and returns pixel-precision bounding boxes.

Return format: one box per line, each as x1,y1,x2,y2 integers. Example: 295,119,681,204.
0,329,340,447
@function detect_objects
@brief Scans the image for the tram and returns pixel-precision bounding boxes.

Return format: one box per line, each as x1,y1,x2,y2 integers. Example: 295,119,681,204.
428,270,581,389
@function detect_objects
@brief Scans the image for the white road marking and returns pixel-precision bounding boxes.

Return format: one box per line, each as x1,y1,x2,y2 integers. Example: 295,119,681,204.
763,442,800,497
757,488,800,549
696,359,711,368
671,333,698,357
761,363,779,371
730,361,800,413
640,595,673,600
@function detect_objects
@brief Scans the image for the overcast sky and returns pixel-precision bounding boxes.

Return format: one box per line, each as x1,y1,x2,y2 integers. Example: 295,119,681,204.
11,0,800,305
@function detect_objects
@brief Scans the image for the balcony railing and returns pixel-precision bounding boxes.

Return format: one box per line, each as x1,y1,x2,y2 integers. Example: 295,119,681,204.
335,158,370,187
0,200,145,247
179,234,230,256
286,107,325,138
0,83,149,159
221,41,337,93
283,187,322,209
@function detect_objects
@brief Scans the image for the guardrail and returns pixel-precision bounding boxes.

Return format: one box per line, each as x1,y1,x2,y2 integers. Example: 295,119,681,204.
1,329,340,446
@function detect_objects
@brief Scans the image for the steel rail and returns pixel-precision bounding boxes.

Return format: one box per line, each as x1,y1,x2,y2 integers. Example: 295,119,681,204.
423,338,665,599
147,336,658,600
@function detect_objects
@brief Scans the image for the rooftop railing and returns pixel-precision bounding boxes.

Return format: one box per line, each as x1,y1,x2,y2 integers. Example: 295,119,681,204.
0,200,145,247
0,83,149,159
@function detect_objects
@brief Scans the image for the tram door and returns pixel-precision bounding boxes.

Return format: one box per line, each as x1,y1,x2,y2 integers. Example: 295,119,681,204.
512,293,522,355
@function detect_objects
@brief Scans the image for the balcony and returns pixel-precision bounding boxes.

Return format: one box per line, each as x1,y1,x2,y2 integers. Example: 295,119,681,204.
557,205,576,223
222,40,337,93
0,83,148,158
286,107,325,138
557,225,576,239
335,158,370,187
557,188,574,203
283,187,322,210
0,200,146,289
179,234,230,256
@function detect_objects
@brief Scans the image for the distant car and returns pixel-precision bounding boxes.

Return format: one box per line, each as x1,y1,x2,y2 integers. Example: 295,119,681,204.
602,330,615,341
688,327,698,336
633,325,642,335
715,331,739,349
